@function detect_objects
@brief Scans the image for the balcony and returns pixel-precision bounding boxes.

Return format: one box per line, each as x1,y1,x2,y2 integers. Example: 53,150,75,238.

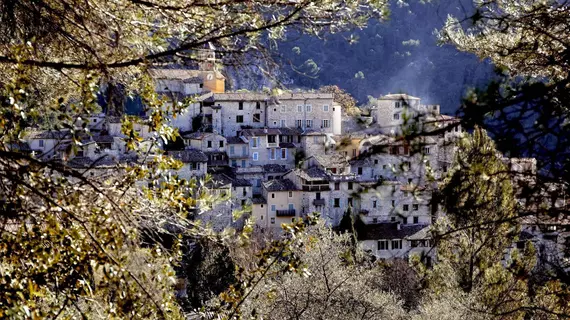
276,209,296,217
328,173,359,182
302,185,331,192
313,199,326,206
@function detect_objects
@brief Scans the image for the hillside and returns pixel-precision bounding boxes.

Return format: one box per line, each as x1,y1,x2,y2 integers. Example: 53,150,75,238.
270,0,494,113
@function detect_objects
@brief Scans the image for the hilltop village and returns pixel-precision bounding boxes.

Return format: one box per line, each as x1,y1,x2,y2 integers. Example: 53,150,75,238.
20,49,568,264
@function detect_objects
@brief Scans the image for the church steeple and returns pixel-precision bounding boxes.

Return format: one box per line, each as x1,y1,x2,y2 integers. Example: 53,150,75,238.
197,42,217,71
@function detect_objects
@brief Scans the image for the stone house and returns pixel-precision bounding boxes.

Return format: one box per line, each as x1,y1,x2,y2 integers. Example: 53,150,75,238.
254,178,302,231
300,131,329,159
202,93,269,136
358,222,432,261
181,132,228,168
240,128,296,169
235,164,288,195
227,136,250,169
200,92,340,137
370,94,437,135
357,181,433,226
26,130,72,158
265,92,340,135
167,149,208,179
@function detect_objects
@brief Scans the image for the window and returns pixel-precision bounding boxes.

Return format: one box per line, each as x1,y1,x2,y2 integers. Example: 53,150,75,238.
271,204,276,211
239,101,244,110
296,120,303,128
322,119,330,128
272,193,275,199
219,140,224,148
251,137,259,148
241,160,246,167
268,135,276,143
39,140,44,147
378,240,389,250
382,164,387,169
393,113,400,120
423,147,430,154
455,126,460,132
231,160,237,167
323,105,329,112
288,203,294,211
352,149,357,157
260,215,263,220
334,198,340,207
253,113,261,122
305,119,312,128
372,200,377,208
358,167,363,175
413,216,419,224
280,105,286,112
236,115,244,123
256,101,261,109
207,141,212,148
348,182,353,190
281,119,286,127
391,240,402,250
288,191,293,198
271,217,275,224
395,101,402,108
305,105,312,112
281,148,287,159
229,146,235,155
316,192,321,200
391,216,396,222
413,204,419,211
403,217,408,224
373,218,378,223
297,105,303,112
270,148,276,160
403,204,409,211
391,200,395,207
252,152,259,161
273,121,277,126
334,182,340,190
242,145,247,155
